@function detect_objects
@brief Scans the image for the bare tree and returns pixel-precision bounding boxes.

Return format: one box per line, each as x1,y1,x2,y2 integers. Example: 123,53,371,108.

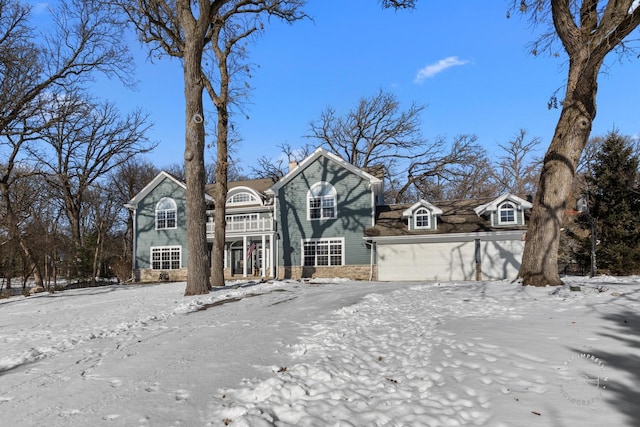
121,0,306,294
435,147,497,201
308,89,425,173
388,0,640,285
307,91,490,203
1,0,132,290
31,96,153,279
381,0,417,9
82,183,121,282
511,1,640,286
250,142,314,181
109,159,159,281
391,135,490,203
493,129,541,197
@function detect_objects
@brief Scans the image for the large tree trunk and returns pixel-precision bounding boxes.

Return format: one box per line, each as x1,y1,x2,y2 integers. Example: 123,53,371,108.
518,0,640,286
519,56,601,286
210,104,229,287
182,29,211,296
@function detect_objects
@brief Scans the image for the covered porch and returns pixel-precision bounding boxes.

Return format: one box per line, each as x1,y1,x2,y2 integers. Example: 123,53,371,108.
209,233,276,280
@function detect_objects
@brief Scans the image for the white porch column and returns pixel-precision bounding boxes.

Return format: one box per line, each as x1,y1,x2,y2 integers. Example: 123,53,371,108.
261,234,266,278
269,233,275,279
242,235,248,277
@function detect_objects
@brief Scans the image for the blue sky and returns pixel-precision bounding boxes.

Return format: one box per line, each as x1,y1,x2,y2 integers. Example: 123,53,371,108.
85,1,640,173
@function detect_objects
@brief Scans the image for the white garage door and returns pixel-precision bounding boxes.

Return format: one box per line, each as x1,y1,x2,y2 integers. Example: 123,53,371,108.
480,240,525,280
377,241,476,282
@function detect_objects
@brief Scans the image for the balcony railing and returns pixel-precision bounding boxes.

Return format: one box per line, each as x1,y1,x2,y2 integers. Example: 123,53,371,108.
206,218,274,236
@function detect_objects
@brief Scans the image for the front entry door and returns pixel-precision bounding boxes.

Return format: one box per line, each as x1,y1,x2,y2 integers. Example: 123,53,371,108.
231,248,243,275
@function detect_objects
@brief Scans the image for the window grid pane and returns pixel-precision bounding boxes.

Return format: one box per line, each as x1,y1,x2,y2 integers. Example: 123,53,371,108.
302,240,343,267
322,197,335,219
166,211,176,228
308,183,337,221
499,203,515,223
309,198,321,219
414,208,430,228
303,242,316,266
151,247,181,270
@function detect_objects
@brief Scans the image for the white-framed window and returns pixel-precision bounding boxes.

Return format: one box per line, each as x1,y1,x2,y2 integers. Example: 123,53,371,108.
156,197,177,230
498,202,516,224
307,182,337,220
227,192,257,206
151,246,181,270
302,238,344,267
414,207,430,229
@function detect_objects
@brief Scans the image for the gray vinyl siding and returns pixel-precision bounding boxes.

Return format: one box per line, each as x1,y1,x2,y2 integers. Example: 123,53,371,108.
275,156,373,267
134,178,188,269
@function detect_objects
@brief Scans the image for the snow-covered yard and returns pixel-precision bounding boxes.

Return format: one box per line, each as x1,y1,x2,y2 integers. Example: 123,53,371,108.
1,277,638,426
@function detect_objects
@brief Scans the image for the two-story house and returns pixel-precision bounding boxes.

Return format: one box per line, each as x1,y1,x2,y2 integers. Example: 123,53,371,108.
126,148,532,282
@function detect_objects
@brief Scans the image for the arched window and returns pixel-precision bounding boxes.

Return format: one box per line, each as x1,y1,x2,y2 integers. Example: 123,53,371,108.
498,202,516,224
156,197,177,229
414,207,430,229
307,182,337,220
227,191,257,205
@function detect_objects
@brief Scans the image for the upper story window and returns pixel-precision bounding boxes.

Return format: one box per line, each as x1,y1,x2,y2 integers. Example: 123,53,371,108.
227,191,257,206
156,197,177,230
414,208,430,229
498,202,516,224
307,182,337,220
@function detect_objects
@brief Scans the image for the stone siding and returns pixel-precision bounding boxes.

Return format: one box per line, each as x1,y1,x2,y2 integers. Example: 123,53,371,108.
135,268,188,283
277,265,376,281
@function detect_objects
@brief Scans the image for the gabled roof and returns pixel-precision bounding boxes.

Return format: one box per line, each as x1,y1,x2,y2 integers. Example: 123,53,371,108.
473,193,533,217
266,147,382,194
125,171,193,210
402,200,443,217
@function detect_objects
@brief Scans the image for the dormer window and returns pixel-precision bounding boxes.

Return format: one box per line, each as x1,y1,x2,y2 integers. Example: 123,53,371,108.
498,202,516,224
403,200,442,231
227,191,257,206
156,197,177,229
308,182,337,220
414,208,430,229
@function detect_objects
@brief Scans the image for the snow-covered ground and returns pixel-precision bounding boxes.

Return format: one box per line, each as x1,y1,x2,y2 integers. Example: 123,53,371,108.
1,276,639,426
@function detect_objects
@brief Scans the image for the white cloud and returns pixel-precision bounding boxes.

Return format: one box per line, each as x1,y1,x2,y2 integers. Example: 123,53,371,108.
414,56,469,84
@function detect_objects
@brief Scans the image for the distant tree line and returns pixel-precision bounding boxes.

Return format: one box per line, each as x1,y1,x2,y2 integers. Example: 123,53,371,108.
0,0,154,292
251,90,542,203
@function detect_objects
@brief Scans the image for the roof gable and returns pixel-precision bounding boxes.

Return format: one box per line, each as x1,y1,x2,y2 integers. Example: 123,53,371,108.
125,171,187,210
402,200,443,217
473,193,533,216
266,147,382,194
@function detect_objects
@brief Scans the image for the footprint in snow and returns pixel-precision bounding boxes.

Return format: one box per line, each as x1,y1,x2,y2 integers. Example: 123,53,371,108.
145,382,160,393
103,414,120,420
175,389,190,401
